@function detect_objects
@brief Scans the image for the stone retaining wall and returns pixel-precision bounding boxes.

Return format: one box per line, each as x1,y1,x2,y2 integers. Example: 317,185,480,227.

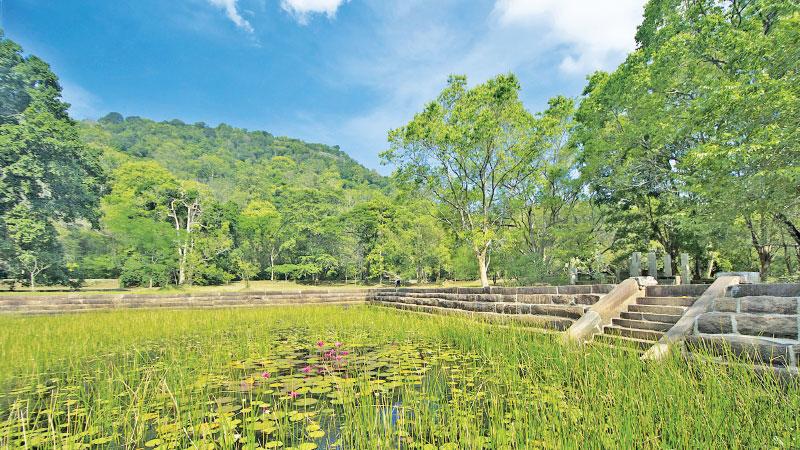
0,290,368,314
368,285,615,330
687,283,800,369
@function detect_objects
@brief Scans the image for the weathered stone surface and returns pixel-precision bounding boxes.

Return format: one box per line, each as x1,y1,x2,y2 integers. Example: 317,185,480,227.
555,285,592,295
548,294,576,305
573,294,602,305
712,298,738,312
730,283,800,298
516,286,558,295
473,302,494,313
517,294,553,304
456,287,489,294
488,287,518,295
529,304,585,320
591,284,616,294
686,335,797,367
735,314,798,339
646,284,710,298
739,296,798,314
696,313,734,334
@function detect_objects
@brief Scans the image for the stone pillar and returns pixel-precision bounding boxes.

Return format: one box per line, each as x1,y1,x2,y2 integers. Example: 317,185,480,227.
630,252,641,277
569,258,578,284
647,252,658,278
680,253,691,285
663,254,673,278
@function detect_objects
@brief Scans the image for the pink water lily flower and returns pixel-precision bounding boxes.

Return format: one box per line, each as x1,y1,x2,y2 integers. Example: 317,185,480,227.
261,372,271,378
289,391,299,398
341,351,349,356
302,365,312,374
334,342,342,347
316,340,325,347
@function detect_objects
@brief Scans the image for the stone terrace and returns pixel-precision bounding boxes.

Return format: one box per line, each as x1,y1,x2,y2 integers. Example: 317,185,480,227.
368,285,615,330
0,290,367,314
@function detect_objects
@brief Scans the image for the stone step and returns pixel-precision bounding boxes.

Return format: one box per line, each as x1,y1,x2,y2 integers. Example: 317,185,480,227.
613,317,675,332
646,284,710,297
603,325,664,341
627,304,687,316
637,296,696,307
593,333,653,350
620,311,683,324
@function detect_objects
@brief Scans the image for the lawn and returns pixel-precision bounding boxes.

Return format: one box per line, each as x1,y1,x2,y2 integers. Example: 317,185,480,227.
0,305,797,449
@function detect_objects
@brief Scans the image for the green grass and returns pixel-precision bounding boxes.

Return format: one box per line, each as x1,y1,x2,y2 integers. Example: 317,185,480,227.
0,306,797,448
0,279,487,297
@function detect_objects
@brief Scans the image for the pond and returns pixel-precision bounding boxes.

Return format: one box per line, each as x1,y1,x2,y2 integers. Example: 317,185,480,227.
0,306,796,449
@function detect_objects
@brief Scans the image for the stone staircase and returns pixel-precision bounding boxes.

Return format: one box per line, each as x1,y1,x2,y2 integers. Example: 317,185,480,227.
594,284,710,351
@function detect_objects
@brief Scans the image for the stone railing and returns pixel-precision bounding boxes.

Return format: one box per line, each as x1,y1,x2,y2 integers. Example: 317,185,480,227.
0,290,368,314
368,285,615,330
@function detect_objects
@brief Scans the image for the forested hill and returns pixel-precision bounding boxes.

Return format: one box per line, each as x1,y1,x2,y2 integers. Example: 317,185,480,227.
79,113,387,203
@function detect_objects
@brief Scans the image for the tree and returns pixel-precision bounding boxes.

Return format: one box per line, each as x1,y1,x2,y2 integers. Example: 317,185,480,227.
103,162,180,287
0,34,105,282
103,162,232,286
508,96,591,278
4,204,62,289
386,74,537,286
239,200,283,280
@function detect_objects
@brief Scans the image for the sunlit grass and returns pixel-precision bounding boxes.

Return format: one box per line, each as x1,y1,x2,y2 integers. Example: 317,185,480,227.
0,278,489,297
1,306,797,448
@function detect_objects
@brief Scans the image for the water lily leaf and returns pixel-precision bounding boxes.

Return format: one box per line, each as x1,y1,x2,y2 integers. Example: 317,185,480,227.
294,398,318,406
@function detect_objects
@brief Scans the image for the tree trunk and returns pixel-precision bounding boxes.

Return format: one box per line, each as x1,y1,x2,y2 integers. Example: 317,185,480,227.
746,216,773,280
776,213,800,247
270,252,275,281
29,272,36,291
476,250,490,287
178,247,187,285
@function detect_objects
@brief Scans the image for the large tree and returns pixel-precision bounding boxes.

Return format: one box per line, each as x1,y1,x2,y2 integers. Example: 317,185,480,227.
386,74,537,286
575,0,799,279
0,34,105,286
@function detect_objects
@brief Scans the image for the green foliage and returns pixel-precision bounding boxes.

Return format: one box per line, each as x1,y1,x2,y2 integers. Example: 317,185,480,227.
4,1,799,287
0,34,105,287
386,74,537,286
575,0,800,280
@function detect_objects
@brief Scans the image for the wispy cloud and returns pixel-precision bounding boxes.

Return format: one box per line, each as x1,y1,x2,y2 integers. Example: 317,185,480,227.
493,0,646,74
60,80,101,119
282,0,646,171
206,0,254,32
280,0,348,24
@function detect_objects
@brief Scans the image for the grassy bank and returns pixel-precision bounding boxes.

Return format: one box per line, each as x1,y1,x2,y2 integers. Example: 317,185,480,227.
0,306,797,448
0,279,487,297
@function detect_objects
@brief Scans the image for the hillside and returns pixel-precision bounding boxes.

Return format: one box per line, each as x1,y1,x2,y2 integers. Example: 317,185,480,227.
79,113,387,204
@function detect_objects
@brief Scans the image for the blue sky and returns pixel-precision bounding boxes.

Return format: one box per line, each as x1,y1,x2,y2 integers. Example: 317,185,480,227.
5,0,646,172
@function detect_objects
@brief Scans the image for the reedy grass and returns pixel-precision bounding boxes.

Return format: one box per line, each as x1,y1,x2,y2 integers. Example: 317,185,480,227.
0,305,798,448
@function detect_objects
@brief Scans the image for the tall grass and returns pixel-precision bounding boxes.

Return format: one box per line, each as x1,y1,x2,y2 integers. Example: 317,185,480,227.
0,306,797,448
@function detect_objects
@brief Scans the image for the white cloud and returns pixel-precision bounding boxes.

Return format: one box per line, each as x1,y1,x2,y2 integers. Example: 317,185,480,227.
273,0,647,172
61,81,101,120
493,0,646,73
280,0,348,24
207,0,255,32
